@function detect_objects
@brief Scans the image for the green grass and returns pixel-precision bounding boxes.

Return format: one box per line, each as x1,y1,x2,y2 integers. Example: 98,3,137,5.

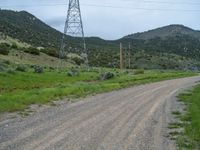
0,69,197,113
174,85,200,150
172,111,182,116
0,71,98,92
168,122,183,129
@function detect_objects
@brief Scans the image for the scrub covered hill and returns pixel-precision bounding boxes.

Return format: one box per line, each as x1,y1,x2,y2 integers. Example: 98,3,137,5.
1,9,200,70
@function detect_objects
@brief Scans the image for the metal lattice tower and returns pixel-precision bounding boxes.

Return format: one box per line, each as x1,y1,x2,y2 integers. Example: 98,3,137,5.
60,0,87,65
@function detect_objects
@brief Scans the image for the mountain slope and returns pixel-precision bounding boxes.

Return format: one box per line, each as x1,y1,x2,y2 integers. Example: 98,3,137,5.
0,10,115,49
0,10,63,48
1,9,200,70
120,25,200,61
124,25,200,40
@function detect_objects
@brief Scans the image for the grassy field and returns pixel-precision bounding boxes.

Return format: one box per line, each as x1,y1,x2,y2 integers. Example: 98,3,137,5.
0,68,197,113
173,85,200,149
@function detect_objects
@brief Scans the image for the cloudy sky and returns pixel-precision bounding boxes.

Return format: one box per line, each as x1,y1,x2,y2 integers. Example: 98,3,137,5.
1,0,200,40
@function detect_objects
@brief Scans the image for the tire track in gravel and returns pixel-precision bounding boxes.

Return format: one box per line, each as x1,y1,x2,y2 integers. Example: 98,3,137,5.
0,76,199,150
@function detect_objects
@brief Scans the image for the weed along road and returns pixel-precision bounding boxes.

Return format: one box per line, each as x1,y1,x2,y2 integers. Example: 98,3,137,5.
0,76,200,150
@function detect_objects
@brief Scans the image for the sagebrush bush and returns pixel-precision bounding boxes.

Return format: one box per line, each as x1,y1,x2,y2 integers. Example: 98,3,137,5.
123,70,129,74
2,60,10,65
34,66,44,73
134,69,144,75
100,72,115,80
41,48,58,57
16,65,27,72
49,67,55,70
23,47,40,55
67,68,80,77
0,43,10,55
11,43,18,49
0,64,7,72
7,69,16,74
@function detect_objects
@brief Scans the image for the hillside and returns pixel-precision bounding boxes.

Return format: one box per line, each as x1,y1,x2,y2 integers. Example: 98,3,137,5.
1,9,200,70
120,25,200,61
124,25,200,40
0,10,64,48
0,10,115,49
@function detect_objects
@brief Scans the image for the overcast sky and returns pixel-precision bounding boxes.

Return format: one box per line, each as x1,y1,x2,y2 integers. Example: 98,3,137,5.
1,0,200,40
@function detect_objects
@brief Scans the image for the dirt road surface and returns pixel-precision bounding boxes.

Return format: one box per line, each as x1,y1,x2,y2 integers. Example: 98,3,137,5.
0,76,200,150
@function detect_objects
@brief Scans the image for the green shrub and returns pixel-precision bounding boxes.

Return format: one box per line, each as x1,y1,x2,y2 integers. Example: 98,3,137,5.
11,43,18,49
134,69,144,75
100,72,115,80
123,70,129,74
34,66,44,73
67,68,80,77
24,47,40,55
71,56,84,65
7,69,16,74
49,67,55,70
0,43,10,55
16,65,27,72
66,53,85,65
2,60,11,65
41,48,58,57
0,63,7,72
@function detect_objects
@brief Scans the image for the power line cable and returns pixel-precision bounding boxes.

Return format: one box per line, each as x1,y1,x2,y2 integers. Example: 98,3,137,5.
1,0,200,5
1,3,200,12
141,0,200,5
82,3,200,12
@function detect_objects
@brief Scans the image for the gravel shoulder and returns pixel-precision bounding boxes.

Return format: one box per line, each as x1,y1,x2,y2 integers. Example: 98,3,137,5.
0,76,200,150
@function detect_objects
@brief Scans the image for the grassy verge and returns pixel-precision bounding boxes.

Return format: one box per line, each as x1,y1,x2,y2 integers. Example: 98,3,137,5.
0,69,197,113
172,85,200,150
169,85,200,150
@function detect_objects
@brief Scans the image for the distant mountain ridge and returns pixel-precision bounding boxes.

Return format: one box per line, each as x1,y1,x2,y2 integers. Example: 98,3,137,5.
1,10,200,47
124,25,200,40
1,9,200,70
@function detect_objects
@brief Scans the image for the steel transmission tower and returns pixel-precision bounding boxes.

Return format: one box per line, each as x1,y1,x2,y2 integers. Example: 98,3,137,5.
60,0,87,65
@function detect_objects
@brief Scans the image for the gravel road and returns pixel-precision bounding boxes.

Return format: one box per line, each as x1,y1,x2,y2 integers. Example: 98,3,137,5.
0,76,200,150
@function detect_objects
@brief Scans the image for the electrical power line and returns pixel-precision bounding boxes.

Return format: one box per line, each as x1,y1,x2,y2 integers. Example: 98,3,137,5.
142,0,200,5
1,0,200,6
81,3,200,12
1,3,200,12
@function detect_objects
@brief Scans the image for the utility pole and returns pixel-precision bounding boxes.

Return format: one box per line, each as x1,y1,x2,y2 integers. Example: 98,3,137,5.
120,43,124,69
60,0,87,68
128,43,131,69
120,43,132,70
124,45,127,69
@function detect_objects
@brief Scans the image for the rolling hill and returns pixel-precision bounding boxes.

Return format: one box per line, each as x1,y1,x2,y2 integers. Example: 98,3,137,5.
124,24,200,40
1,9,200,70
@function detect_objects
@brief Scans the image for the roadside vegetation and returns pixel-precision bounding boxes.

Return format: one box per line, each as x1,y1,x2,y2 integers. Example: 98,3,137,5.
170,85,200,150
0,59,197,113
0,34,199,115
